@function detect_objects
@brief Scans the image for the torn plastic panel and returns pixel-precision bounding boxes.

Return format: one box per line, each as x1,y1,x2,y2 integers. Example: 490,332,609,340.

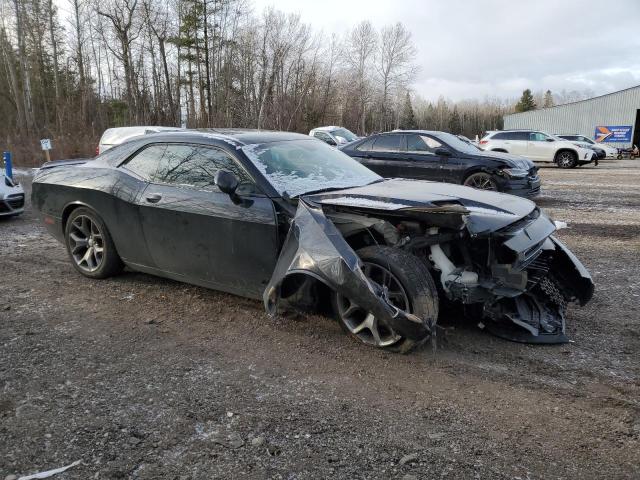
479,233,593,344
263,198,433,341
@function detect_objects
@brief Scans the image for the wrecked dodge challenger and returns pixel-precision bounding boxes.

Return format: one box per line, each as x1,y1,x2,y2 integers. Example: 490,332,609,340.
31,131,593,352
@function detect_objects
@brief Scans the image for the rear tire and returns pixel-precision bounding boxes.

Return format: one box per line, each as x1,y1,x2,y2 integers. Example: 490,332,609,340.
332,245,439,353
64,207,123,279
555,150,577,168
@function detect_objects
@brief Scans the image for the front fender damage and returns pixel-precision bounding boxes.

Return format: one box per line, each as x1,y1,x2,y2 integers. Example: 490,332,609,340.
263,198,434,341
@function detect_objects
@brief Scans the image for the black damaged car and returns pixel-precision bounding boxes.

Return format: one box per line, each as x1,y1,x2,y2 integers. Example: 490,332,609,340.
339,130,541,197
31,130,592,352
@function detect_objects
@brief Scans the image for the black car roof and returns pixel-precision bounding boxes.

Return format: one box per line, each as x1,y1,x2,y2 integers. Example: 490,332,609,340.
142,129,310,147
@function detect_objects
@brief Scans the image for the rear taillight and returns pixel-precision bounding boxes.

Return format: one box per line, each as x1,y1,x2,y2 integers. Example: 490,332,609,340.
95,145,100,156
479,140,488,145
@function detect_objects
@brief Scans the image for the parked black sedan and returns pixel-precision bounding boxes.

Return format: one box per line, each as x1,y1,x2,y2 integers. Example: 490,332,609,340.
339,130,541,197
31,131,592,351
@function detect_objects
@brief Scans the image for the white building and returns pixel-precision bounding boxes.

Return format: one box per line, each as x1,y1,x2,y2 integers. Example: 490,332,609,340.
504,85,640,148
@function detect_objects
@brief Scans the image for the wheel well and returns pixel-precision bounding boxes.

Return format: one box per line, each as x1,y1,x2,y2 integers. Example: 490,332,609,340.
342,228,387,251
554,148,577,161
61,203,83,230
61,202,99,231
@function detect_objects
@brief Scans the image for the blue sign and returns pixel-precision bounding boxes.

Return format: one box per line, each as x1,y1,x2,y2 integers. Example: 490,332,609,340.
2,151,12,179
594,125,632,143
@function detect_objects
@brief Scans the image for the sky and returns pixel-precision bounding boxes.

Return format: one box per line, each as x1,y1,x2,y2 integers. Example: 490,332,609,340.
252,0,640,102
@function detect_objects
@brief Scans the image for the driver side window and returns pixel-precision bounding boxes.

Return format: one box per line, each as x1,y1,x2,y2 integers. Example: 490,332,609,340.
405,134,442,153
156,144,256,194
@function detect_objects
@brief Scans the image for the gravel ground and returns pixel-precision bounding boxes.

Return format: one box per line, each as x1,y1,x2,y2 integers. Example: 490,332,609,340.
1,161,639,479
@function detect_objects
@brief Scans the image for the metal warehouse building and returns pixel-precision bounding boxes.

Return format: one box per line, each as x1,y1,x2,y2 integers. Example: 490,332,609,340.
504,85,640,148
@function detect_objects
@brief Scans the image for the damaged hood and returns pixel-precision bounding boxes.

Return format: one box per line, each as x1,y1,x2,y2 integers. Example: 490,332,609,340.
472,150,534,170
306,178,538,233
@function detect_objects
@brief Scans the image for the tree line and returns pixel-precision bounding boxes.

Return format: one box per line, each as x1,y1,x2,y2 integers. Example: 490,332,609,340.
0,0,591,166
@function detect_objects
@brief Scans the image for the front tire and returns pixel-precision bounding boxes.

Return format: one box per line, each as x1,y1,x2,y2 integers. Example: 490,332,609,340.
463,172,498,191
65,207,123,279
555,151,577,168
332,245,439,353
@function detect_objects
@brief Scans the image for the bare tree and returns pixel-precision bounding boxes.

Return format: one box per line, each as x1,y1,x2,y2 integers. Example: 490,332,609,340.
97,0,141,122
346,21,377,134
376,22,417,131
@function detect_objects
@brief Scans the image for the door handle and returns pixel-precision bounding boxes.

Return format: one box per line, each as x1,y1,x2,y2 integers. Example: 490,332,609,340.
145,193,162,203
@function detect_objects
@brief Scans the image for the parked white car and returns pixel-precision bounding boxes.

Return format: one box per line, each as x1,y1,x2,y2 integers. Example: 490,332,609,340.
309,126,359,146
555,134,618,158
0,173,24,217
480,130,595,168
98,126,181,154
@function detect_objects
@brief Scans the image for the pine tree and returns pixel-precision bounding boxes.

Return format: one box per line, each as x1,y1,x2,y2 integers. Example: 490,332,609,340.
448,105,461,134
399,92,417,129
543,90,554,108
515,89,536,112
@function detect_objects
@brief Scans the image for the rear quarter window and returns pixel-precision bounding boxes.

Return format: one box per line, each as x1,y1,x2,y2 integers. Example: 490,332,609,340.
355,138,375,151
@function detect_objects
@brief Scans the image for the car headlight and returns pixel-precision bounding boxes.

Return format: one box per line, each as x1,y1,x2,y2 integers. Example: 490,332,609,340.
501,167,529,178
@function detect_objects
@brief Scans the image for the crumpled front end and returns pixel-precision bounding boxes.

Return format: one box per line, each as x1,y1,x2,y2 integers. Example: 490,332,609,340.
263,199,434,341
263,180,593,346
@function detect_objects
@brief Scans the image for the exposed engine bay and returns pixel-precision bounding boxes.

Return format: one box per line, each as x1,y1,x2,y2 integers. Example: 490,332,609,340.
265,190,594,345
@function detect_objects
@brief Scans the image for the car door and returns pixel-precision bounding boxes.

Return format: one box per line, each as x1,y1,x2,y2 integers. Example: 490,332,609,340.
527,132,556,161
132,142,279,298
360,134,404,177
503,131,530,156
400,133,447,181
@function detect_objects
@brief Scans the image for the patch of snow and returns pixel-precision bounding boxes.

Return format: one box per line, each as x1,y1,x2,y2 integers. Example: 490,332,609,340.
465,206,518,217
319,196,410,210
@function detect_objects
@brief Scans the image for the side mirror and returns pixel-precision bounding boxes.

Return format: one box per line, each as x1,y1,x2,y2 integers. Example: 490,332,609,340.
435,147,452,157
545,138,555,142
214,170,239,195
326,138,337,146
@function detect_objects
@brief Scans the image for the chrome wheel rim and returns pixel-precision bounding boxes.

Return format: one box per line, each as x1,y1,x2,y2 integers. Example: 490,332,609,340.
336,262,409,347
558,152,573,167
68,215,104,272
466,174,496,190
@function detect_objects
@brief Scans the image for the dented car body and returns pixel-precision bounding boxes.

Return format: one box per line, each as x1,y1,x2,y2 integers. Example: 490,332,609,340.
32,131,593,351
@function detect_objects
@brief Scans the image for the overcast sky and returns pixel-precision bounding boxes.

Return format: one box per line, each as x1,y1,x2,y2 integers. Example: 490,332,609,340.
252,0,640,102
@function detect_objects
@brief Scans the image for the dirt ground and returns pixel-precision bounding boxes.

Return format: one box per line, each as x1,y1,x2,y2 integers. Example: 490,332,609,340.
1,161,639,479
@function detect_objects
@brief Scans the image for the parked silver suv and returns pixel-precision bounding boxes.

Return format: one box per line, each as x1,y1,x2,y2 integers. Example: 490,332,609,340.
480,130,595,168
309,126,359,146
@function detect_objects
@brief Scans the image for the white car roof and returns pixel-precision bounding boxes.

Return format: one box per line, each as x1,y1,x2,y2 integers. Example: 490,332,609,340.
100,126,181,145
311,126,342,132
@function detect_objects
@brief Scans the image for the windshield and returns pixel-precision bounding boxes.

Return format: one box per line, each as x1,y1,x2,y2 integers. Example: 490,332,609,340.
242,139,381,197
434,132,481,154
330,128,358,143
